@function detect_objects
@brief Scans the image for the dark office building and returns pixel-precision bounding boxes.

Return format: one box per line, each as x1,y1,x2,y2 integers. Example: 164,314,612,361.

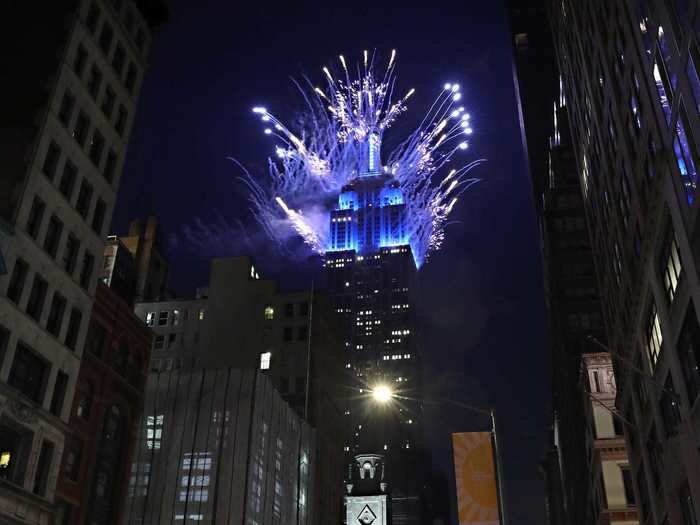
540,0,700,523
325,134,425,524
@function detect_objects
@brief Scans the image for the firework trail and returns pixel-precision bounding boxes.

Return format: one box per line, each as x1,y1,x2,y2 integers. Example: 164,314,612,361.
244,50,485,266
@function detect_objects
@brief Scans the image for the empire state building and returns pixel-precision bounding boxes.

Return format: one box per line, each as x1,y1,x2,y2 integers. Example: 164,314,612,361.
325,132,426,525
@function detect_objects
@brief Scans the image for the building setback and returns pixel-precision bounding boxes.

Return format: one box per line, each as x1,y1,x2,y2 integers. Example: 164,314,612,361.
131,256,345,523
123,368,315,525
0,1,163,523
545,0,700,523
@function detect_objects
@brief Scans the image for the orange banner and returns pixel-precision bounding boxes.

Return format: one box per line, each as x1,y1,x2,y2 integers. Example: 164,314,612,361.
452,432,500,525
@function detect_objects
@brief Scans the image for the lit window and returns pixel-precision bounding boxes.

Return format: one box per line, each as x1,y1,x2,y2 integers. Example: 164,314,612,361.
172,310,180,326
198,309,205,321
646,303,663,370
264,306,274,320
260,352,271,370
653,60,672,125
660,227,682,303
673,108,699,204
145,312,155,326
146,415,164,450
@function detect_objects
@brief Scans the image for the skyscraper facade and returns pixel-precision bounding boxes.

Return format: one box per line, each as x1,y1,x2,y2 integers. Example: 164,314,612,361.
545,1,700,523
0,1,163,522
325,136,424,524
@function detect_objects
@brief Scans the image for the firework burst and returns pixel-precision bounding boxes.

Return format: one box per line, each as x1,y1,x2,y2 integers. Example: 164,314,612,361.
243,50,485,266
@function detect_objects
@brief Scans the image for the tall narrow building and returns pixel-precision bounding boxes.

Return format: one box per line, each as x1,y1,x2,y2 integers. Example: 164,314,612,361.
0,1,164,522
325,134,425,525
544,0,700,523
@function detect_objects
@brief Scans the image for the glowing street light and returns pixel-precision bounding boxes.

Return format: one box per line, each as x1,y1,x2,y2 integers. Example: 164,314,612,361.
371,384,394,403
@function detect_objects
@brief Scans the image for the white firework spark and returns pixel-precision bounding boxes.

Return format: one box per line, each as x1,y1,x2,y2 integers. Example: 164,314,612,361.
244,50,485,266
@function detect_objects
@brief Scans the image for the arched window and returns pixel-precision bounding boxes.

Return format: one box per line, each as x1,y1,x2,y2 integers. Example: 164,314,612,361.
76,381,93,420
87,405,125,524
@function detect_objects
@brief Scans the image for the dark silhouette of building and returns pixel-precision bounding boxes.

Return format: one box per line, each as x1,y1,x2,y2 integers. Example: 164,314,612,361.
509,1,636,523
0,1,164,522
325,135,425,524
119,216,169,302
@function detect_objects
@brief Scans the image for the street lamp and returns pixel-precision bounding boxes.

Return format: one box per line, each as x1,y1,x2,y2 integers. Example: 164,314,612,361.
366,387,507,525
371,384,394,404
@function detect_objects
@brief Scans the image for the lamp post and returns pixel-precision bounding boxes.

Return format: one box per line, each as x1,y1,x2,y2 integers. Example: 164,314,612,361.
369,385,508,525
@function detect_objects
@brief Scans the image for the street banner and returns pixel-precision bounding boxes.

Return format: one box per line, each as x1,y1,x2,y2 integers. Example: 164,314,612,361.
452,432,500,525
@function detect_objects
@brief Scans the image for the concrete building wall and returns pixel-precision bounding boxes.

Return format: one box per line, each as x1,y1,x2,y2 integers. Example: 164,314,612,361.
123,369,315,525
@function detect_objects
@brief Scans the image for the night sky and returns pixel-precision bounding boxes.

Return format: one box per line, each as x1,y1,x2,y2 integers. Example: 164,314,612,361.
114,2,550,523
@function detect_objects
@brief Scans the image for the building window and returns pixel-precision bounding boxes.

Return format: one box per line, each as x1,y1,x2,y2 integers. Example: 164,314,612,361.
678,303,700,404
87,64,102,99
32,440,53,496
112,44,126,76
146,415,163,450
298,325,308,341
87,406,125,523
101,85,116,118
113,341,128,375
674,108,700,204
260,352,271,370
285,302,294,318
63,234,79,275
680,480,698,525
46,293,67,337
125,63,137,93
73,44,88,77
65,308,82,351
58,91,75,127
283,326,293,342
104,149,117,182
86,2,100,33
89,131,105,167
92,198,106,235
62,437,82,482
26,274,48,321
620,466,635,505
44,215,64,258
42,142,60,181
660,374,682,437
50,371,68,417
660,226,682,303
86,322,107,357
59,160,77,201
300,301,309,316
6,258,29,304
80,251,94,289
145,312,155,327
76,180,93,218
167,333,176,349
295,376,306,393
198,309,205,321
154,335,164,350
115,105,128,135
688,46,700,115
98,22,114,55
0,420,31,486
158,311,169,326
646,302,663,370
264,305,274,320
76,381,93,419
653,60,672,125
0,326,9,366
8,343,47,404
172,309,181,326
73,111,90,147
26,196,45,239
